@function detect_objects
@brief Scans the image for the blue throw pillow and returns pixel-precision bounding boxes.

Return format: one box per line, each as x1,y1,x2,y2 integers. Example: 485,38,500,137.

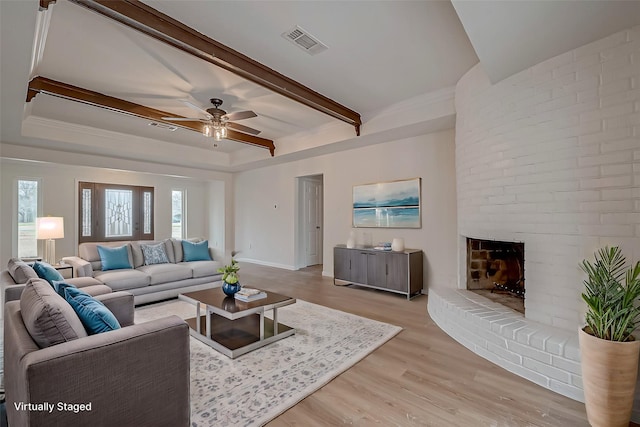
52,280,76,298
182,240,212,262
64,286,120,334
32,261,64,286
97,245,132,271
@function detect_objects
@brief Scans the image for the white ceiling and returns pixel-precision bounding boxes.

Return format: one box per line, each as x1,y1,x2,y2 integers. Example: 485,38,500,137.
1,0,638,174
36,0,335,142
145,0,478,114
452,0,640,83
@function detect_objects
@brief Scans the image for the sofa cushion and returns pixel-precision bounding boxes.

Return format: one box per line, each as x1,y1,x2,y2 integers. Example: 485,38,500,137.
33,261,64,286
7,258,38,284
98,245,133,271
137,264,192,285
141,242,169,265
64,286,120,334
178,260,223,279
131,240,175,267
80,284,113,297
20,278,88,348
93,269,150,291
54,280,112,298
163,239,177,264
66,276,104,288
182,240,212,262
171,238,201,263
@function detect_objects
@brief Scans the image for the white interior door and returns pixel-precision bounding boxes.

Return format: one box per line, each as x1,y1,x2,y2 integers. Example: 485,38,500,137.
303,178,323,266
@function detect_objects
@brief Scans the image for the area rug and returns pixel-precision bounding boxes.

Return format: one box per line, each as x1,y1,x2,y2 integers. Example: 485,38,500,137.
135,299,402,426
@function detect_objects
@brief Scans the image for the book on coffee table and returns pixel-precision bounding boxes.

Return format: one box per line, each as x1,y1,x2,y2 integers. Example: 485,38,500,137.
234,288,267,302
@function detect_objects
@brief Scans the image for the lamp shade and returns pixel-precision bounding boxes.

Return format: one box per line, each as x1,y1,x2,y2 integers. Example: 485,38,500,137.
36,217,64,240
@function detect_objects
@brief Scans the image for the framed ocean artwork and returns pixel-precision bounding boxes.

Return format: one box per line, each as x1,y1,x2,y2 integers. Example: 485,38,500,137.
352,178,421,228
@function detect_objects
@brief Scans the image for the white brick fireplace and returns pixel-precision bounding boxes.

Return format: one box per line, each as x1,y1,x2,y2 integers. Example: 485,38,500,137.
429,25,640,412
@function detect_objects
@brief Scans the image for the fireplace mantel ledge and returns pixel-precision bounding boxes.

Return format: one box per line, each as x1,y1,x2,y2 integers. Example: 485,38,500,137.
427,287,584,402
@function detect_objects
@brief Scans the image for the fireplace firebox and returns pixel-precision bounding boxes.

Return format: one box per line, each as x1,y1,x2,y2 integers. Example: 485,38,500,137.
466,238,525,313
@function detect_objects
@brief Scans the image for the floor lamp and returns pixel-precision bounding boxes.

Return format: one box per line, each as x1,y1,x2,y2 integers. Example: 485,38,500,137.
36,217,64,265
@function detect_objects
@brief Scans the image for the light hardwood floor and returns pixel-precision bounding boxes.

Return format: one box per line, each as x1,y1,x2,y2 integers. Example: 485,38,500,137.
238,262,593,427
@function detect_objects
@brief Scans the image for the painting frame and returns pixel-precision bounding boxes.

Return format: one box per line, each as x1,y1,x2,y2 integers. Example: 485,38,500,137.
352,177,421,228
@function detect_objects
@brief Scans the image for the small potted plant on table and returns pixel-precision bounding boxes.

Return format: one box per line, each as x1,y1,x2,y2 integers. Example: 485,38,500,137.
579,246,640,427
219,258,241,296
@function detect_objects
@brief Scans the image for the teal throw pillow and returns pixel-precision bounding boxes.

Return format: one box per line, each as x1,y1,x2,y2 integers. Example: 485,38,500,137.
52,280,76,298
182,240,211,262
33,261,64,286
141,242,169,265
97,245,132,271
64,286,120,334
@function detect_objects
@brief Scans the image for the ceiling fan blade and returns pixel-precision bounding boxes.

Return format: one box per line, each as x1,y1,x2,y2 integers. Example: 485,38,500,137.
180,100,212,118
223,110,257,121
226,121,261,135
162,117,208,122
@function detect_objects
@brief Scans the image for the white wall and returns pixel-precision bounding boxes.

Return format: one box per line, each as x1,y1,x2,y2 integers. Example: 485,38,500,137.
207,179,234,262
234,129,458,291
0,159,229,262
455,25,640,331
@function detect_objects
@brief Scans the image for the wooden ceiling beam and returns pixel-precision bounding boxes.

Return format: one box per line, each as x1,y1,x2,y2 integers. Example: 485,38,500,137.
40,0,56,9
27,76,276,155
50,0,361,135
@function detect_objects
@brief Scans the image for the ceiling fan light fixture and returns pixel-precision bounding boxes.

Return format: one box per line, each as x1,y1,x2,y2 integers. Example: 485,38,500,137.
166,97,258,141
213,125,227,141
212,120,227,141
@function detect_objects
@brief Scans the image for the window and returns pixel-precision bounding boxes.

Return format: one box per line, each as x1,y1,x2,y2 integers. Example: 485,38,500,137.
17,179,39,257
79,182,154,242
171,190,185,239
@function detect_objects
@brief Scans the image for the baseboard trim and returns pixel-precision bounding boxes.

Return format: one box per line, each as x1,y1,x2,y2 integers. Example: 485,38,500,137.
235,258,296,271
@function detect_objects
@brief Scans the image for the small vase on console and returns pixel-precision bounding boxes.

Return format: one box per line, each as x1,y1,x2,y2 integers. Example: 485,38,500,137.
391,238,405,252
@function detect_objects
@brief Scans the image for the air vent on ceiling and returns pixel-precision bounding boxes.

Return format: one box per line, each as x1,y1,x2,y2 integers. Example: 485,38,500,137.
281,25,328,56
149,122,178,131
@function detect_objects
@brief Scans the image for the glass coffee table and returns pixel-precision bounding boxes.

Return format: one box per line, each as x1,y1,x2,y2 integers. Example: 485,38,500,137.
179,287,296,359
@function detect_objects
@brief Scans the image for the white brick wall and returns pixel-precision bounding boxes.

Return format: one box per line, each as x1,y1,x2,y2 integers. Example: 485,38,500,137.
455,25,640,332
440,25,640,417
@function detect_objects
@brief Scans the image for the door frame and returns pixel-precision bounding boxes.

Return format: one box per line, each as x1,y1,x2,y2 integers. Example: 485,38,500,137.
294,174,324,270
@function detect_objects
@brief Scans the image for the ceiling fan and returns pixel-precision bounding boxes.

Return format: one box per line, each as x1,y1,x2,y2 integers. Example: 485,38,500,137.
162,98,261,141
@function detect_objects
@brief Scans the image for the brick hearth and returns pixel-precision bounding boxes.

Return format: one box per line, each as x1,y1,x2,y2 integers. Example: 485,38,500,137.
428,288,583,401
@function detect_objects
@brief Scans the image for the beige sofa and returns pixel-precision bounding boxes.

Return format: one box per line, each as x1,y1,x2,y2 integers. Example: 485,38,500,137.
4,278,190,427
63,238,222,305
1,258,112,308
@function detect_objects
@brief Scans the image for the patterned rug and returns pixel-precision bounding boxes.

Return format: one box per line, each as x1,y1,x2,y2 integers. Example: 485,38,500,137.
136,299,402,426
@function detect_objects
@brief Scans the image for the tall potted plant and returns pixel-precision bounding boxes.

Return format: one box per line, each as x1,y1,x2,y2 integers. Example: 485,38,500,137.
579,246,640,427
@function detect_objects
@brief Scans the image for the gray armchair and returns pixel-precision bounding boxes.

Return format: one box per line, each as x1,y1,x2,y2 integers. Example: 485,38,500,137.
4,291,190,427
